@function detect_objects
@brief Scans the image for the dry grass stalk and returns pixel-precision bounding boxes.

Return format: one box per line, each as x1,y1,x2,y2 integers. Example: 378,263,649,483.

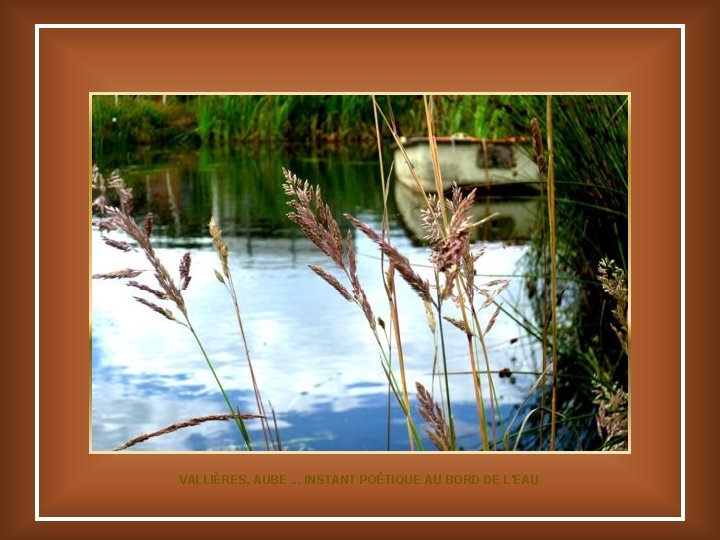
207,217,274,450
93,218,118,232
477,279,511,310
416,382,452,451
209,217,230,277
285,167,427,449
179,252,192,290
484,303,503,336
283,169,344,268
93,172,187,320
443,316,472,337
113,412,264,451
423,299,436,335
308,264,353,301
104,206,188,318
421,193,444,244
545,97,559,451
133,296,186,326
421,186,476,274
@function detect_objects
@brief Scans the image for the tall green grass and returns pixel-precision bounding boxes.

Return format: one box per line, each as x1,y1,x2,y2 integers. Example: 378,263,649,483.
513,95,629,450
92,95,519,155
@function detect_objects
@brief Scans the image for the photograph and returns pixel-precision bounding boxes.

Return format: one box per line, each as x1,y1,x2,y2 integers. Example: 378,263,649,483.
22,18,695,526
90,94,629,453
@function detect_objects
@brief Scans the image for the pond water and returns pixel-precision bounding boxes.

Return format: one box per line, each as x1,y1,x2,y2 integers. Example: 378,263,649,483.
91,146,542,451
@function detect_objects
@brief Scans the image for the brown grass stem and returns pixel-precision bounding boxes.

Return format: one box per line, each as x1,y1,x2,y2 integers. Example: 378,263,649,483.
372,95,412,448
423,97,489,450
416,382,452,451
385,265,414,449
546,96,559,451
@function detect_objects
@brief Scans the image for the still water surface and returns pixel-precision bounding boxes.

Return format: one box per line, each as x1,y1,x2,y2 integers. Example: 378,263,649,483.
92,146,541,451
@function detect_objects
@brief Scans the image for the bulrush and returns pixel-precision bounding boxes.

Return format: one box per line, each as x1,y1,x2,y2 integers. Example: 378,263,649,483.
530,117,547,175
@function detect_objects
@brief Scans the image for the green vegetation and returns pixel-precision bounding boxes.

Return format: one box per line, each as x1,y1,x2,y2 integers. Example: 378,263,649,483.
282,95,628,451
91,94,628,451
511,95,629,450
91,95,520,157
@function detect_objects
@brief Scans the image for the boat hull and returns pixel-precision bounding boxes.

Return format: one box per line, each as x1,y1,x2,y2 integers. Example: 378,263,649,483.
393,136,541,193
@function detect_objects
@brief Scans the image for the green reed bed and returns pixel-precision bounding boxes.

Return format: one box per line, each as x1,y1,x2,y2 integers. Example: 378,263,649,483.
92,95,518,155
512,95,629,450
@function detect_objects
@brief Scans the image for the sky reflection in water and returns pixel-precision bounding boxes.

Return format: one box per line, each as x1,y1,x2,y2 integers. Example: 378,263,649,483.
91,148,541,451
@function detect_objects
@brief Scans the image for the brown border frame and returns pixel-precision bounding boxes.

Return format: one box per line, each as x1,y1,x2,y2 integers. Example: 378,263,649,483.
43,24,682,517
2,1,717,536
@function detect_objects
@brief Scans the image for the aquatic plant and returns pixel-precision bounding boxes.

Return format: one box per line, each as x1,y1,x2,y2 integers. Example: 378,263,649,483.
516,95,629,450
92,95,521,157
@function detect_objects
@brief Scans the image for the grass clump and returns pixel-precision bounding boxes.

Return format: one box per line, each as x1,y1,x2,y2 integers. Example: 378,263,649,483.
282,96,524,451
512,95,629,450
92,166,275,451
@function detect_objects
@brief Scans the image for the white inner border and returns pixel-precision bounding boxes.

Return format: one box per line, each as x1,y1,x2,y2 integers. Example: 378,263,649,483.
34,23,685,522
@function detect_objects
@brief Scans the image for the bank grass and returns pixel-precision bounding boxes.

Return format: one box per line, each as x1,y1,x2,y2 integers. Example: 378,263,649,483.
92,95,520,156
515,95,628,450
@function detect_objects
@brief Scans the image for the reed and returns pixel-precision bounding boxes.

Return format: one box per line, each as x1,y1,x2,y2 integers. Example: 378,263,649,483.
195,96,217,144
92,95,519,157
